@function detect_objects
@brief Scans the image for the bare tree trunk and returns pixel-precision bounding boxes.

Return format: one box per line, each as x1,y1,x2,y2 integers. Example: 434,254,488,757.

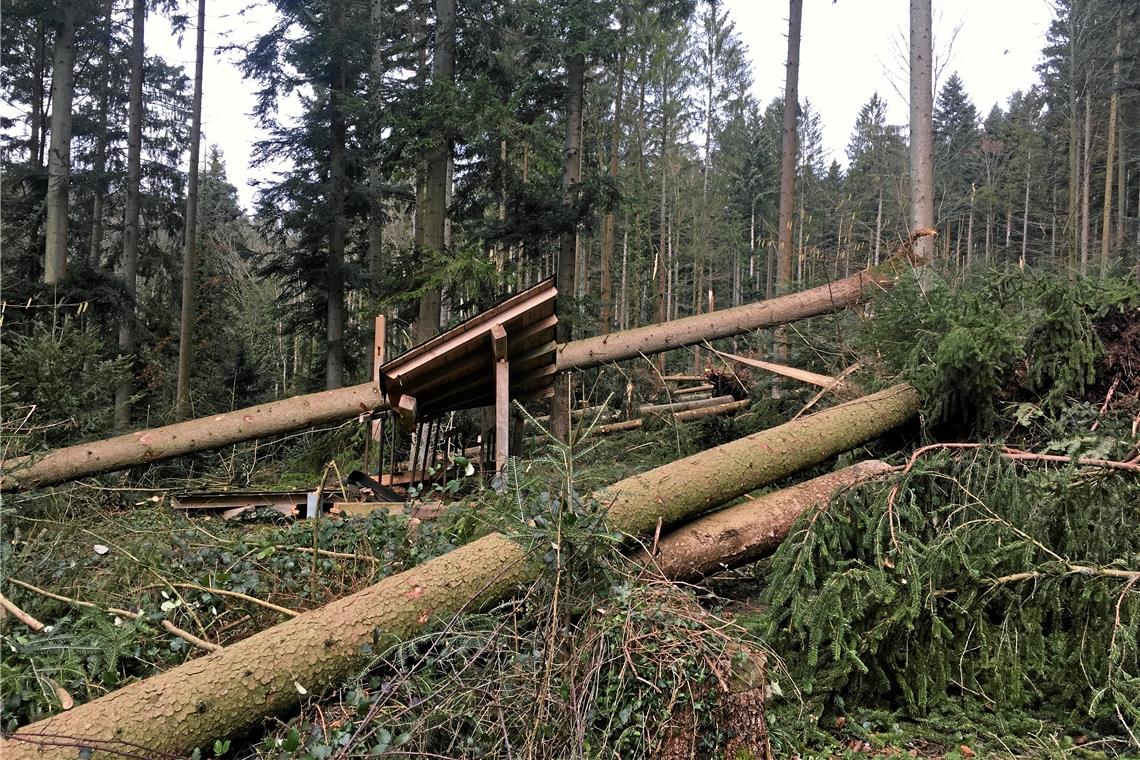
1100,14,1121,265
325,0,349,389
366,0,386,327
600,11,626,335
175,0,207,418
1021,154,1031,268
2,387,920,760
28,20,47,168
874,185,883,265
773,0,802,388
1116,117,1124,250
551,51,586,442
909,0,935,260
965,184,975,267
1080,96,1092,274
413,0,456,344
43,1,77,284
1066,3,1080,261
88,0,115,269
114,0,145,431
636,461,892,580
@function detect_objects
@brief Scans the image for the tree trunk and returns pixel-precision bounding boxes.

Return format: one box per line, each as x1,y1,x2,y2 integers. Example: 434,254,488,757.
599,12,626,335
2,387,919,760
88,0,115,268
557,250,921,371
1021,153,1031,267
175,0,207,418
114,0,145,431
909,0,934,261
43,1,77,284
551,51,586,442
1,384,386,492
773,0,802,377
1099,14,1120,266
1080,95,1092,274
634,460,892,580
324,0,349,389
1066,2,1079,261
413,0,456,344
367,0,386,288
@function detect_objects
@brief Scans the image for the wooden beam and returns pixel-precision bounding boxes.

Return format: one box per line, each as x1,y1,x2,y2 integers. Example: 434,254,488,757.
493,323,510,476
396,394,417,431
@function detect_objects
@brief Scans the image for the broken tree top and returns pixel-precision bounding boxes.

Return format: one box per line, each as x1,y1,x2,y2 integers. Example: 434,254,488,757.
381,279,557,420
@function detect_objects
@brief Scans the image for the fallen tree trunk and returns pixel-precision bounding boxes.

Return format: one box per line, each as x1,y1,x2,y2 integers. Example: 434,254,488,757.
672,398,751,422
710,349,863,398
672,383,714,396
2,247,924,493
1,384,386,492
556,253,919,372
640,394,735,414
2,384,920,759
635,460,893,580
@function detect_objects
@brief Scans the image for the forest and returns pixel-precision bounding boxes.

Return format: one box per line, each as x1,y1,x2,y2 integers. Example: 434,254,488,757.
1,0,1139,757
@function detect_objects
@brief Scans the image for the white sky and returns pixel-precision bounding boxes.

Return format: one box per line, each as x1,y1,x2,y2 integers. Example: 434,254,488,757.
149,0,1055,211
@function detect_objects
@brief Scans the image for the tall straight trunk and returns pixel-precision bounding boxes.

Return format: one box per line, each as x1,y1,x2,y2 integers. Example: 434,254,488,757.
114,0,145,431
1116,123,1124,249
965,184,975,267
1066,3,1080,260
619,227,629,330
550,51,586,442
1080,95,1092,274
28,20,47,168
43,1,78,284
1100,14,1121,265
325,0,349,389
367,0,386,292
773,0,802,392
874,184,883,265
775,0,801,294
1021,154,1031,267
600,12,626,334
414,0,455,344
909,0,934,260
3,387,920,759
88,0,115,268
175,0,207,418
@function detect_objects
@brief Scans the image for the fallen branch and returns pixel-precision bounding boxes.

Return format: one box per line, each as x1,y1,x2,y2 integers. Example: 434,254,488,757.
6,578,220,653
708,348,862,397
791,361,865,421
0,591,46,632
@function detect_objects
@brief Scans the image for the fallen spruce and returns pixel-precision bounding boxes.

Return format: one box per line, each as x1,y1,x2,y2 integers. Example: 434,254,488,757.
3,385,920,759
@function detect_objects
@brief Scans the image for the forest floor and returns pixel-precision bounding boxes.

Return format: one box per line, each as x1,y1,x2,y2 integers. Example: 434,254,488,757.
2,267,1138,758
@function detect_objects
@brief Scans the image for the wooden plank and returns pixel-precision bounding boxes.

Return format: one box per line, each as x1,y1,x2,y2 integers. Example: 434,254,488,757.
491,323,508,361
396,394,417,431
494,334,510,475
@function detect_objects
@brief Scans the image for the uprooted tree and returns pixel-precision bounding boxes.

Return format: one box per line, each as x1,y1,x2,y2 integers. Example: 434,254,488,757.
3,385,920,759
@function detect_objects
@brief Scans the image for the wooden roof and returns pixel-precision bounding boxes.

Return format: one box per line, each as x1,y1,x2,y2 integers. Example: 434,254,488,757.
379,280,558,419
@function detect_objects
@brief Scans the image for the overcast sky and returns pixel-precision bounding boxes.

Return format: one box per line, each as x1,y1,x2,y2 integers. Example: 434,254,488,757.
151,0,1055,211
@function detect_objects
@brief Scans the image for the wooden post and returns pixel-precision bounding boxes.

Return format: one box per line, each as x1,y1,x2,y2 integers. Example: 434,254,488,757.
492,323,510,476
370,315,386,474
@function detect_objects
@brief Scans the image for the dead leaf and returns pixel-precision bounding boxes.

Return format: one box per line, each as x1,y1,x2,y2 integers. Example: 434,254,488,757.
959,745,975,758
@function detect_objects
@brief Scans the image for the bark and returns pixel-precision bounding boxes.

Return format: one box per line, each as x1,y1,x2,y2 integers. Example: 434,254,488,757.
599,11,626,334
909,0,935,261
1021,153,1031,268
43,1,77,284
413,0,455,344
113,0,145,431
1099,14,1121,266
1,384,386,492
88,0,115,268
634,460,893,580
5,255,924,494
557,252,920,371
671,398,750,422
367,0,386,289
2,386,919,760
175,0,207,417
1080,95,1092,274
325,0,348,389
639,394,735,415
551,51,586,442
773,0,802,375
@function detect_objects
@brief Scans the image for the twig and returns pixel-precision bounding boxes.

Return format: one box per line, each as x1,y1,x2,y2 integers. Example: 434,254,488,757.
7,578,221,652
791,361,865,421
159,582,298,617
0,590,46,631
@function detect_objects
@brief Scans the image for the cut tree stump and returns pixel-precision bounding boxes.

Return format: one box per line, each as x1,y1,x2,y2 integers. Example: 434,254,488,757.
2,385,919,759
